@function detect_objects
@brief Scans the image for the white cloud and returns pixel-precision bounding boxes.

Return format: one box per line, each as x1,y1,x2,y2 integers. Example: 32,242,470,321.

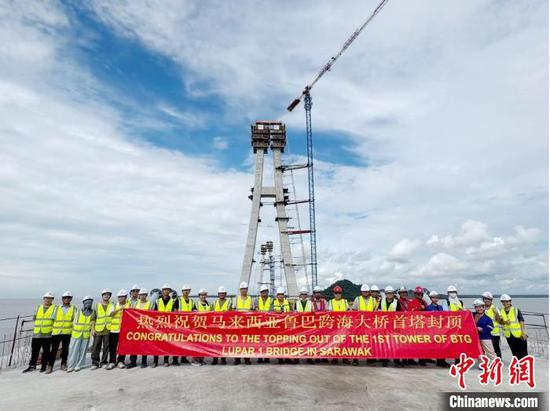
212,136,229,150
0,0,547,296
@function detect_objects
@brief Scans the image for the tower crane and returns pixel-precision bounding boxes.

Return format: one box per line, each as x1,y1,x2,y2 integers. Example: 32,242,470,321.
286,0,390,287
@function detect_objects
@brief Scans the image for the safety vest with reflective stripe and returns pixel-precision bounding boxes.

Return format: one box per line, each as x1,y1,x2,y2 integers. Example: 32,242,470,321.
257,297,272,312
381,299,398,312
273,299,290,312
236,295,252,311
214,299,230,312
136,300,151,310
110,301,130,332
179,297,194,312
52,305,75,335
94,302,114,332
357,296,369,311
196,302,211,312
500,307,522,338
449,301,463,311
156,298,174,312
485,305,501,336
33,305,56,335
71,310,92,339
296,299,313,312
331,299,348,312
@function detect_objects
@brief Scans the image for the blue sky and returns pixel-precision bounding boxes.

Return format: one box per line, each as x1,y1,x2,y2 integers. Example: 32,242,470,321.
0,0,547,298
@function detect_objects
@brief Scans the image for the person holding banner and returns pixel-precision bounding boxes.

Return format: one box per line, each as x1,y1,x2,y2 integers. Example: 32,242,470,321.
233,281,253,365
311,286,328,311
254,285,273,312
128,285,140,308
178,285,194,365
368,285,381,311
397,286,410,311
295,287,313,312
192,289,211,366
107,289,130,370
408,286,428,366
380,286,404,368
272,288,294,364
351,284,370,311
211,286,231,365
153,284,179,367
329,286,350,365
255,285,272,363
129,288,150,368
446,286,464,311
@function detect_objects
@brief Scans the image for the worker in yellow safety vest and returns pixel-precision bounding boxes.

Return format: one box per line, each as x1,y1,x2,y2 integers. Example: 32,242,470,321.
368,285,381,311
482,291,502,358
329,286,350,365
233,281,252,365
273,287,293,364
50,290,75,372
107,289,130,370
211,286,231,365
129,288,151,368
23,291,56,374
352,284,371,311
446,285,464,311
128,284,140,308
295,287,313,312
192,288,211,366
90,288,114,370
178,284,194,364
154,284,179,367
67,296,94,372
499,294,528,359
255,284,272,364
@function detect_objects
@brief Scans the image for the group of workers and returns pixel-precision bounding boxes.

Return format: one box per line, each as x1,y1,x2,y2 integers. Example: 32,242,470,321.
22,281,528,373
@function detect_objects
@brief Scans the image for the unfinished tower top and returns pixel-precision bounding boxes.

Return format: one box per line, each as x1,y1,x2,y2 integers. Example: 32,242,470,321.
251,121,286,153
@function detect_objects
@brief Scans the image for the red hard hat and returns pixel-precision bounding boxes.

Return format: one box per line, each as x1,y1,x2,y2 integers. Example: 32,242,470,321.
333,286,343,293
414,286,424,293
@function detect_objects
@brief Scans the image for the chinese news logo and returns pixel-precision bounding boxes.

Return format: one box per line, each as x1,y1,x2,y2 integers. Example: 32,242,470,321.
449,353,535,390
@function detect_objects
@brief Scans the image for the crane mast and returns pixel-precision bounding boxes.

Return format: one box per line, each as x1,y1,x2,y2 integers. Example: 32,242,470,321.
286,0,390,287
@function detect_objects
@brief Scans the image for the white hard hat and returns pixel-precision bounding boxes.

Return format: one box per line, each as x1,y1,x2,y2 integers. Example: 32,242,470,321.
138,288,148,295
482,291,493,299
473,299,484,307
181,284,191,291
299,286,308,294
218,286,226,294
429,291,439,298
62,291,73,298
500,294,512,302
198,288,207,295
370,285,380,292
313,286,323,292
384,286,395,293
117,289,128,297
259,284,269,292
130,284,139,291
239,281,248,289
82,296,92,302
360,284,370,292
43,291,54,298
101,288,112,295
161,283,171,290
398,286,407,292
276,287,285,295
447,285,458,293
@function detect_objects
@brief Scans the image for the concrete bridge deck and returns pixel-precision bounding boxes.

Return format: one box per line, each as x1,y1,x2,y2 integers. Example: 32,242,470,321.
1,358,547,411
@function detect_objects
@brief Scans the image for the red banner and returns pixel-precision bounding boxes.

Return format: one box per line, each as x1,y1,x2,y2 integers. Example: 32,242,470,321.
118,309,482,359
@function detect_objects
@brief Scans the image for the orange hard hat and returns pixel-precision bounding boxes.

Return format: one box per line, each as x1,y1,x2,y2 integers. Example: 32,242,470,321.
333,286,343,293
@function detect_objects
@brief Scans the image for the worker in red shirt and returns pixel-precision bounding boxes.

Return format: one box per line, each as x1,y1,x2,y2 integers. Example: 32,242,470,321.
407,286,427,366
397,286,409,311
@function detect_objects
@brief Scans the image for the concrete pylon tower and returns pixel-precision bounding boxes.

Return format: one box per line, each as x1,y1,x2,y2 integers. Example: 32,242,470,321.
240,121,298,296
